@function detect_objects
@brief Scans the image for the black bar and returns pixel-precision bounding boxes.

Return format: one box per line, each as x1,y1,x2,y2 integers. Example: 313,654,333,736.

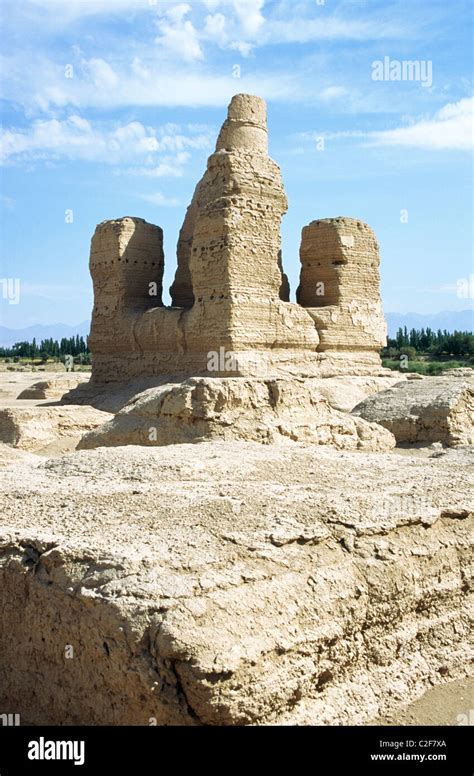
0,725,471,774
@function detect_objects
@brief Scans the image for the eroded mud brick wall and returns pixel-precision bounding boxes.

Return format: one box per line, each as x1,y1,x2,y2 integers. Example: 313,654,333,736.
297,217,387,357
88,217,164,359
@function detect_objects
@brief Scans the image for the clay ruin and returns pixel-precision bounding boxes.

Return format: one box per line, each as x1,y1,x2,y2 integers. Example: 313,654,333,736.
88,94,387,383
298,217,387,372
0,93,472,731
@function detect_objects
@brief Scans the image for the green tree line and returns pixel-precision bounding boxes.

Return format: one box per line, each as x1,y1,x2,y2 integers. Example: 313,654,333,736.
385,328,473,359
1,328,472,362
0,335,89,360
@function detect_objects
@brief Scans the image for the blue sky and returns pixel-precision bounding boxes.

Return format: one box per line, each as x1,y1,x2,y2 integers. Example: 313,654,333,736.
0,0,472,328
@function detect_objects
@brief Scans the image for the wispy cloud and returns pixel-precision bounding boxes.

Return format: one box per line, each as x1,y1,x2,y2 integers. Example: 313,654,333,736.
0,52,300,112
319,86,349,101
124,153,191,177
370,97,473,151
263,15,407,44
0,195,15,210
300,98,474,152
0,116,213,166
0,0,416,114
139,191,180,206
13,0,158,20
155,4,204,62
18,0,401,44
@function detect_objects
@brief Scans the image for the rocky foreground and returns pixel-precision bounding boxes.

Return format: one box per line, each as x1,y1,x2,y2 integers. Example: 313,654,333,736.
0,439,472,725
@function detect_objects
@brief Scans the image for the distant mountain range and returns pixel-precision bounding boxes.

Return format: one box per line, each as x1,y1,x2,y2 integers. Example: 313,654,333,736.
385,310,473,337
0,311,472,347
0,321,90,348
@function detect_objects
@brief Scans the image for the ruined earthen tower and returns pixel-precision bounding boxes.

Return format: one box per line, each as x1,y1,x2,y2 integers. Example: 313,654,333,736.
297,217,387,372
88,94,387,382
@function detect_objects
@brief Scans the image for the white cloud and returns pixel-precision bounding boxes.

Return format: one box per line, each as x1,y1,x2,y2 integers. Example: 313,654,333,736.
300,98,473,152
6,0,408,47
232,0,265,37
202,0,266,55
165,3,192,23
17,0,159,19
204,13,227,44
139,191,180,206
1,194,15,210
0,53,298,111
319,86,348,101
264,16,405,44
0,117,212,166
126,153,191,177
203,2,406,59
88,58,120,90
370,97,473,150
1,2,412,113
155,5,203,61
229,41,253,56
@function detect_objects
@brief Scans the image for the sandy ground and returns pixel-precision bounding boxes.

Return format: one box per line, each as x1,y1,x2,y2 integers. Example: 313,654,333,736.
0,370,56,408
373,678,474,726
0,370,90,407
0,371,444,460
0,372,94,454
